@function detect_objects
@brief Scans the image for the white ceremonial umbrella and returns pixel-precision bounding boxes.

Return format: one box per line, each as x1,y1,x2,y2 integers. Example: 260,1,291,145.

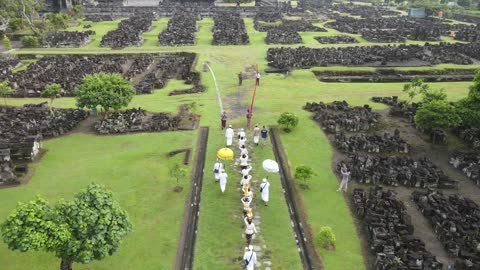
262,159,279,173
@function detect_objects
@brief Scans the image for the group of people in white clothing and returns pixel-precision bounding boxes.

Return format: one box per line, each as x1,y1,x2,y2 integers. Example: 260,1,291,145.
219,125,271,270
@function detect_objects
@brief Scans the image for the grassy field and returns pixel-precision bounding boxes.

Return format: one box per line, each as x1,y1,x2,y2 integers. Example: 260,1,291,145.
1,13,477,270
0,132,196,270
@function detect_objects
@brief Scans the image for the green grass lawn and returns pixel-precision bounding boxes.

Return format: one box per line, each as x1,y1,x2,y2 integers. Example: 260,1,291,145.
0,132,196,270
1,13,477,270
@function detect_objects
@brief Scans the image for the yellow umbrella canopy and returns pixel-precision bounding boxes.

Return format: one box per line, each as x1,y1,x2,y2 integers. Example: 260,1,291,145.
217,147,234,160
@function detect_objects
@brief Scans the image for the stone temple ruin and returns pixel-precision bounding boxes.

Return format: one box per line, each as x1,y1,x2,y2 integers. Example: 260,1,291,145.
42,31,95,48
159,11,199,46
101,14,155,48
213,13,249,45
95,105,198,134
353,187,443,270
2,53,202,97
0,103,88,185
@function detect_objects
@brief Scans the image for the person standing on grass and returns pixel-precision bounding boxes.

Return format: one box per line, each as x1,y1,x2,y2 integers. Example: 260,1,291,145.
219,169,228,193
238,72,243,86
337,165,351,192
244,217,257,246
240,144,249,156
243,245,257,270
255,71,260,86
261,126,268,146
240,174,252,190
246,109,252,129
253,125,260,146
221,111,227,130
225,125,234,146
213,159,223,181
260,177,270,206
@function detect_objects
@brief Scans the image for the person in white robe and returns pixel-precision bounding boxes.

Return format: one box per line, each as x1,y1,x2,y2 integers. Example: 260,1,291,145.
225,125,234,146
260,177,270,206
213,159,223,181
337,166,350,192
243,245,257,270
219,170,228,193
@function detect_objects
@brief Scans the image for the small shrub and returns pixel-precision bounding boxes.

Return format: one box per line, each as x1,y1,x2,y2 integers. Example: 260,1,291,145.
21,36,39,48
277,112,299,132
317,226,336,250
3,36,12,50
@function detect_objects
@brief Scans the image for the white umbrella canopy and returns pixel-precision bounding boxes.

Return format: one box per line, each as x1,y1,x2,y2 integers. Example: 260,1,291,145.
262,159,279,173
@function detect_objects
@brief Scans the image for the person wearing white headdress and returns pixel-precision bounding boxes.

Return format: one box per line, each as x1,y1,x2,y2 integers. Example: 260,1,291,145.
219,169,228,193
243,245,257,270
239,136,247,149
225,125,234,146
213,158,223,181
260,177,270,206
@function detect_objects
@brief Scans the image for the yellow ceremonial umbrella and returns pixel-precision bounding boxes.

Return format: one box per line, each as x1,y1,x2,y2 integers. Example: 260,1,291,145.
217,147,234,160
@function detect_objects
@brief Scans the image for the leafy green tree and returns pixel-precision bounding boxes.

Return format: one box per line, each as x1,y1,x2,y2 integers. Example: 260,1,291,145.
403,77,430,103
415,100,461,141
0,0,44,36
456,69,480,127
0,80,13,105
294,165,315,189
421,88,447,103
277,112,299,132
75,72,135,119
1,183,133,270
41,83,62,108
169,163,187,191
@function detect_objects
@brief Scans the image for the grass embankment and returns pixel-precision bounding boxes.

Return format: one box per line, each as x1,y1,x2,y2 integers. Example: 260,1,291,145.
0,132,196,270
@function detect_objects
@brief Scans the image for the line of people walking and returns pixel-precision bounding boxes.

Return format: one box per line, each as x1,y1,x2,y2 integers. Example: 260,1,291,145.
214,124,271,269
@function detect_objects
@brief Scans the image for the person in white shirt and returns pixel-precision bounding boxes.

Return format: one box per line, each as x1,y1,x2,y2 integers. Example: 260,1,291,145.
244,217,257,246
255,71,261,86
241,165,252,177
240,174,252,189
219,170,228,193
260,177,270,206
239,144,248,156
225,125,234,146
253,125,260,146
240,154,249,170
213,159,223,181
243,245,257,270
238,128,246,140
241,196,252,216
337,166,351,192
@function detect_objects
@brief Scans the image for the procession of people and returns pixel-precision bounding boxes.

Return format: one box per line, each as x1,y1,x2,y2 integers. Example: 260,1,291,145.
214,123,275,269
